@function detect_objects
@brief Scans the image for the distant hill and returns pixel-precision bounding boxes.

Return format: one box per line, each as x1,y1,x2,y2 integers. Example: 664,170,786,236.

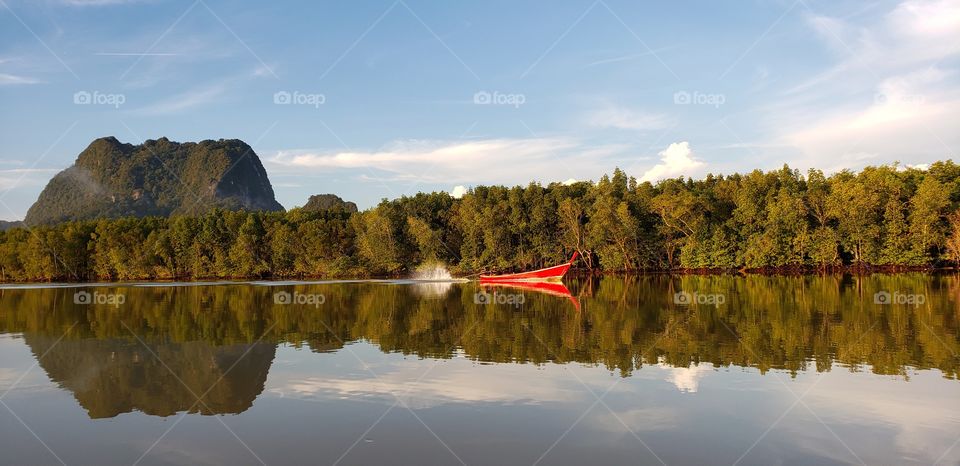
301,194,358,213
24,137,284,225
0,221,22,231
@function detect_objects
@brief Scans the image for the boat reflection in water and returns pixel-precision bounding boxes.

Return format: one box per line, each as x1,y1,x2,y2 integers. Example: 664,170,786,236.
481,280,581,311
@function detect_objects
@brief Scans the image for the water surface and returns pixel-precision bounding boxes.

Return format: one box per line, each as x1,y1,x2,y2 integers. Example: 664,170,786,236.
0,275,958,465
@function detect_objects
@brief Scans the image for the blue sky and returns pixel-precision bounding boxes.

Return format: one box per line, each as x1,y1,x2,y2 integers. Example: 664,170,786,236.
0,0,958,220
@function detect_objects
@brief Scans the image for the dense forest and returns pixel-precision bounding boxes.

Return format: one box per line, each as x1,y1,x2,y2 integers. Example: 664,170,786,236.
3,161,960,282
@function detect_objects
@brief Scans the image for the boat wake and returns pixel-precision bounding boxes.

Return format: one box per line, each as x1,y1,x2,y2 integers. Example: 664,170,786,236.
407,263,460,298
412,262,456,281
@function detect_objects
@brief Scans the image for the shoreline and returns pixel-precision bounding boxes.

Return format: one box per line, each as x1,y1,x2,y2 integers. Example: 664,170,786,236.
1,267,955,286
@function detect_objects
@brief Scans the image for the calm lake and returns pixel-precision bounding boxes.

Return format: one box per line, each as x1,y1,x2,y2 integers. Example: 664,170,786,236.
0,275,958,465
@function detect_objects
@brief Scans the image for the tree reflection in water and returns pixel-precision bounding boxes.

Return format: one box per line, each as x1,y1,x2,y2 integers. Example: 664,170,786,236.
0,274,956,418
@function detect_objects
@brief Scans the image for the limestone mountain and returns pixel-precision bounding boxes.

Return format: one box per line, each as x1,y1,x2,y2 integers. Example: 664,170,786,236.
24,136,284,225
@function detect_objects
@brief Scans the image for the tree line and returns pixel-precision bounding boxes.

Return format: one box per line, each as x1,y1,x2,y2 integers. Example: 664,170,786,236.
3,161,960,281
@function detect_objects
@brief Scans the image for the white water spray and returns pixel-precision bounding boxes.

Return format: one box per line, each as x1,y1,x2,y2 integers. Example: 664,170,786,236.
412,262,454,281
410,262,458,298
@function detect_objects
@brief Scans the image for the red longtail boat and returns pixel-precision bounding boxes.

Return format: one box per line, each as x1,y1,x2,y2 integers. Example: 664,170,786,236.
479,252,579,282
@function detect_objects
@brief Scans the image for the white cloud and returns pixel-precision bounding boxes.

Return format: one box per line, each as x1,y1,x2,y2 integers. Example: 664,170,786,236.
0,168,60,192
763,0,960,171
585,105,672,131
657,362,713,393
128,67,267,113
134,84,227,115
802,370,960,463
792,0,959,94
562,178,577,185
0,73,39,85
270,138,575,171
0,367,18,386
780,67,958,171
887,0,960,43
266,137,624,188
639,142,704,182
252,64,276,78
450,185,467,198
587,406,680,434
268,356,593,409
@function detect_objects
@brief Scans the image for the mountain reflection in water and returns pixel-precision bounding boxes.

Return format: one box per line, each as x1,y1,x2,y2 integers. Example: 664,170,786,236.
25,336,274,418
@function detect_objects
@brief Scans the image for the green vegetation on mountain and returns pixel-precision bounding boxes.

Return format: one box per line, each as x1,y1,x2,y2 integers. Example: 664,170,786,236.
23,136,283,226
3,161,960,281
